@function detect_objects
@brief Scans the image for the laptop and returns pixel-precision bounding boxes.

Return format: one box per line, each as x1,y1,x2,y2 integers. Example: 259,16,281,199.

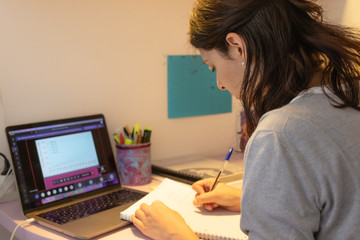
5,114,147,239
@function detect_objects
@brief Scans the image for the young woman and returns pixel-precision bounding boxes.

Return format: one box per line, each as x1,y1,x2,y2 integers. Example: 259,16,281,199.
132,0,360,239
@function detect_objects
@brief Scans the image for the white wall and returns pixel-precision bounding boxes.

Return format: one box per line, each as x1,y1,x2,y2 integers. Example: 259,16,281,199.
1,0,359,164
321,0,347,24
322,0,360,28
0,95,10,164
341,0,360,27
0,0,238,161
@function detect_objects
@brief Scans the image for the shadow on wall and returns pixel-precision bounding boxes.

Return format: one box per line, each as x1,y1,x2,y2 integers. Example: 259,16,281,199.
321,0,347,24
0,92,10,160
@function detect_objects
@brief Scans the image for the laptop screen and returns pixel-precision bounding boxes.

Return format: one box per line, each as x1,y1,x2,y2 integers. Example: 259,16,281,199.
6,114,120,211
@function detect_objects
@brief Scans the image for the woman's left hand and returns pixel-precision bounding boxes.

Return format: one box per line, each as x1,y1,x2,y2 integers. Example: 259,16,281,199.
132,200,199,240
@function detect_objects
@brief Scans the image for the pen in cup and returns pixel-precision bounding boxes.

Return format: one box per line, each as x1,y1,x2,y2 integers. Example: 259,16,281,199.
142,127,152,143
210,147,234,191
116,124,152,145
113,133,120,144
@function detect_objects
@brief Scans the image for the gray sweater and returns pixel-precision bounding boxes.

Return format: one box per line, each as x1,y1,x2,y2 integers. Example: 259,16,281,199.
240,87,360,240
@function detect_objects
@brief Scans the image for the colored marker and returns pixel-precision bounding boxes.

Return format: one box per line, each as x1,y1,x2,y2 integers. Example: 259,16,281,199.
142,127,152,143
119,133,125,144
133,123,140,144
113,133,120,144
123,124,131,138
124,138,134,145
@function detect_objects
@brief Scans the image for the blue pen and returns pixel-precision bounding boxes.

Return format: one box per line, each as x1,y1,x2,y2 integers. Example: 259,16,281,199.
210,148,234,191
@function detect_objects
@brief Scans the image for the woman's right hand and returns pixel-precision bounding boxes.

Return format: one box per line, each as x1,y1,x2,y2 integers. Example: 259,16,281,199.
192,178,242,212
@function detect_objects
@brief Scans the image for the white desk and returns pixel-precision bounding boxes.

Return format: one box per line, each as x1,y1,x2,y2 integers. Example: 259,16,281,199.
0,152,244,239
0,178,161,240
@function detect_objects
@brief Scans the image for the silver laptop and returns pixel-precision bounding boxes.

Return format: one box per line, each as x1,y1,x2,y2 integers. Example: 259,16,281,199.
5,114,147,239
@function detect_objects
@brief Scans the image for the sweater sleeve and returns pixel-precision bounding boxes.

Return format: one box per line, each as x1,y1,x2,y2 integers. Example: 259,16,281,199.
240,129,321,240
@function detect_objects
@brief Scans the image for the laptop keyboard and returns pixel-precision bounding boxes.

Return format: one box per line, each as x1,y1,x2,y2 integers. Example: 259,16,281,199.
38,189,146,225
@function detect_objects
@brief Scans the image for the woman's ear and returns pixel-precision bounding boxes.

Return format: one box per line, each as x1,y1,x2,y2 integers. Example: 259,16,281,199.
226,32,246,59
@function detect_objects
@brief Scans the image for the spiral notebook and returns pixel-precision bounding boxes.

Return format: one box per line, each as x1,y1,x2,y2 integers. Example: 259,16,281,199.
120,178,248,240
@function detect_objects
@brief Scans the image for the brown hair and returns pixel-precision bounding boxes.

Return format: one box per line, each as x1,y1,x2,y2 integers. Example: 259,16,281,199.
189,0,360,137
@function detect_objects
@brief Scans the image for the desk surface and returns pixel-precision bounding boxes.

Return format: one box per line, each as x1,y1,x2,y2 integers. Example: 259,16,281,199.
0,178,161,240
0,152,244,240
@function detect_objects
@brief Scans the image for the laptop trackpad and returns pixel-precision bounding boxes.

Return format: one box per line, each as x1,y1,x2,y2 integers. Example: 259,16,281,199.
60,206,130,239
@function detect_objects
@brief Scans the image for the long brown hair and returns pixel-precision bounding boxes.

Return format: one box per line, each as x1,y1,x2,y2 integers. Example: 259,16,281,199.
189,0,360,137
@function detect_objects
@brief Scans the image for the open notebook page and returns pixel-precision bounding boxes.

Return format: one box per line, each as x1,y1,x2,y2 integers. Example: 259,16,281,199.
120,178,248,240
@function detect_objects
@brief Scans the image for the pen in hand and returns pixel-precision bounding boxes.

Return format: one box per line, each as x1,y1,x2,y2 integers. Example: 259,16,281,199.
210,147,234,191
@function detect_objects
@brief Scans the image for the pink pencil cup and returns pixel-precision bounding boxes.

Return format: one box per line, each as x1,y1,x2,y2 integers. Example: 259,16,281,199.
116,142,151,185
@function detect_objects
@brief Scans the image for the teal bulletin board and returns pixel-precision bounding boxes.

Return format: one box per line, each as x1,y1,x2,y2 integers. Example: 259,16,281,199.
167,55,232,119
